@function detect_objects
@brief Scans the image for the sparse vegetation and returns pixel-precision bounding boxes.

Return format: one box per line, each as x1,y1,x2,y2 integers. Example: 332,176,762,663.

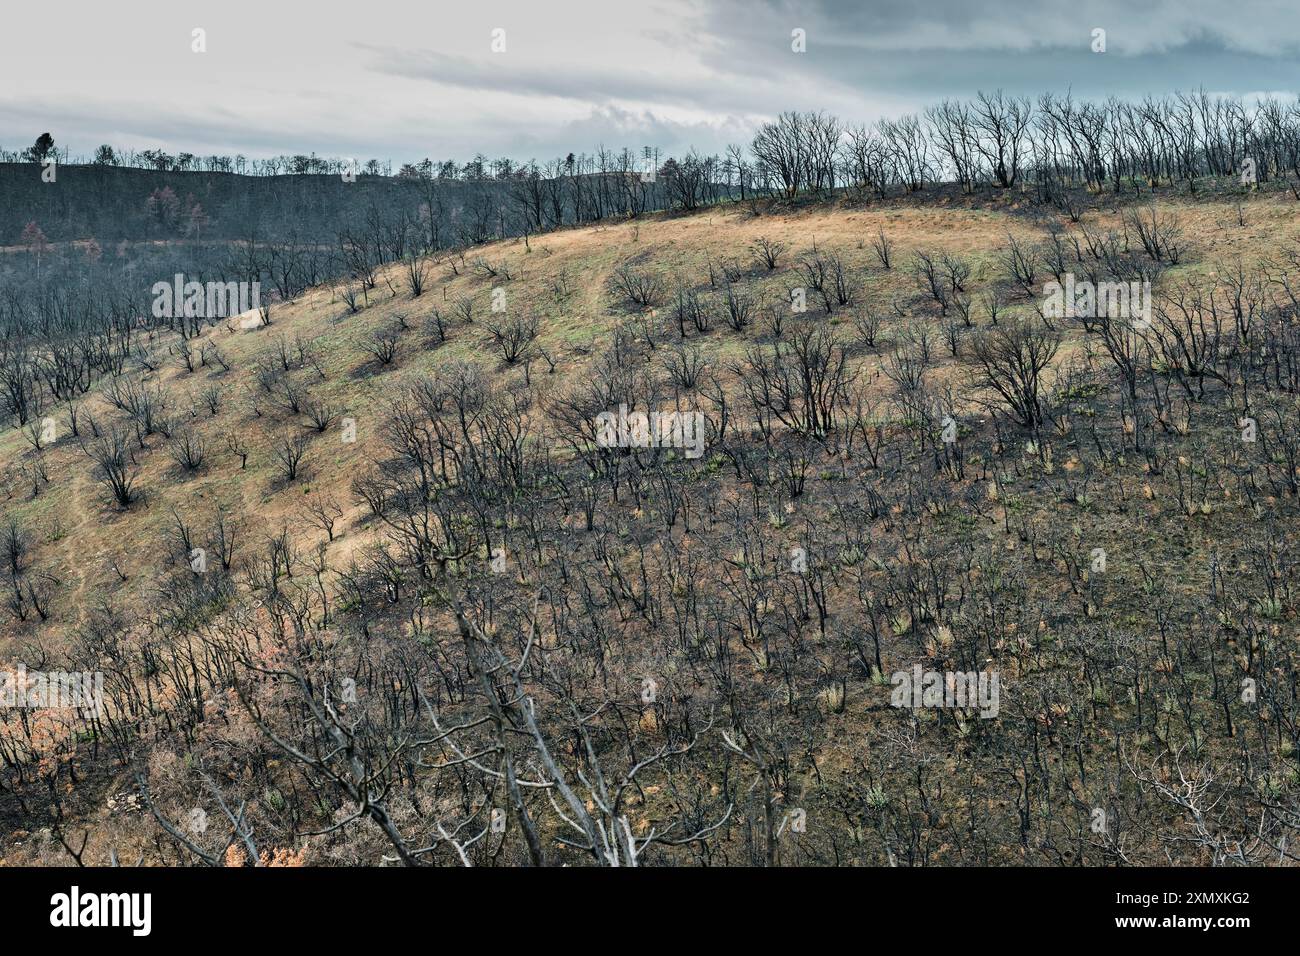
6,82,1300,879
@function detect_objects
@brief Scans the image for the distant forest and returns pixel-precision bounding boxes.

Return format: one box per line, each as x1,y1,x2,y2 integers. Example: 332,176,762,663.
9,88,1300,254
6,87,1300,383
0,145,687,248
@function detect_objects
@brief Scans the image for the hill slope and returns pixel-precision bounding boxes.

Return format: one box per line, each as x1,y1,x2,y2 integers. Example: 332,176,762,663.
4,185,1300,866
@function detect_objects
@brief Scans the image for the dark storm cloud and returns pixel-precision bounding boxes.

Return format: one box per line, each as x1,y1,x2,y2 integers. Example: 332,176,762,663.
696,0,1300,105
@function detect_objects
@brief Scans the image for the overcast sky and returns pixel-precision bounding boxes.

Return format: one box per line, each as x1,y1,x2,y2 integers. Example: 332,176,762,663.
3,0,1298,166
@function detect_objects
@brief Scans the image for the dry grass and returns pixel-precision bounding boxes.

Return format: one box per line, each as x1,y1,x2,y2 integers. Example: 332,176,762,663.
3,188,1296,658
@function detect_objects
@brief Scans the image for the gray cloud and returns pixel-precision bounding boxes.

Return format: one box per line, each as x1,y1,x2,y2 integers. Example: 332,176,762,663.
358,45,711,107
2,0,1298,165
697,0,1300,104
